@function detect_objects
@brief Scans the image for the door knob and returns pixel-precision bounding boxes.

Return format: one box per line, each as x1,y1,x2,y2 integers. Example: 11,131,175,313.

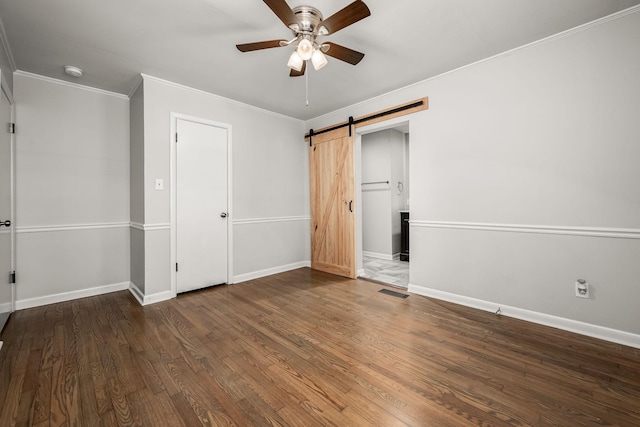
0,220,10,227
220,212,227,218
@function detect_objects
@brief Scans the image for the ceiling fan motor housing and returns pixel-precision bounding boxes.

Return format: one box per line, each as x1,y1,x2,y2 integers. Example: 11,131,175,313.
290,6,325,35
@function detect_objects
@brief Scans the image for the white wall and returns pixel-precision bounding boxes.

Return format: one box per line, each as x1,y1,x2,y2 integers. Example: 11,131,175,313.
389,130,404,255
403,134,410,210
129,82,145,292
14,72,130,308
362,131,392,256
361,129,405,258
306,9,640,346
138,76,309,300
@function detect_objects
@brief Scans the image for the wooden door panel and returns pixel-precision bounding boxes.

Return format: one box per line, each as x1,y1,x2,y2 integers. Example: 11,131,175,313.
309,127,356,278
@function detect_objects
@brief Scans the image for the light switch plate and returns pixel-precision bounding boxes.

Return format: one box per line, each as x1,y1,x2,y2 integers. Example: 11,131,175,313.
155,179,164,190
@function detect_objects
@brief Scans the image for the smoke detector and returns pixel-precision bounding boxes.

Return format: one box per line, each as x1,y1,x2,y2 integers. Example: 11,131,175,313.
64,65,83,78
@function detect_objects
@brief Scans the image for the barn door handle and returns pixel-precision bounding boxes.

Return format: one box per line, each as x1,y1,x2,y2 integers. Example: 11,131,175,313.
348,201,353,212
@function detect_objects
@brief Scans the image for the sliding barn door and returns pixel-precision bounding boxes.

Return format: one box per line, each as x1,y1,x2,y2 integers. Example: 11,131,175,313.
309,127,356,278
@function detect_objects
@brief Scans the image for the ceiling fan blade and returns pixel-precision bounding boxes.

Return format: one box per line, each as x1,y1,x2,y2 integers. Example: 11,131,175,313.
262,0,297,28
290,61,306,77
324,42,365,65
320,0,371,35
236,39,287,52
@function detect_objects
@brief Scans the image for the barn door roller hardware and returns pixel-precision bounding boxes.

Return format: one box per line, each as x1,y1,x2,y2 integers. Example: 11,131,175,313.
306,97,428,145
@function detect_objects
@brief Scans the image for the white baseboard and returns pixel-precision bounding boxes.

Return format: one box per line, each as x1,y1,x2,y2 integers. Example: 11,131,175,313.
408,284,640,350
128,282,145,305
129,282,173,306
233,261,311,284
362,251,395,260
16,281,130,310
357,268,366,277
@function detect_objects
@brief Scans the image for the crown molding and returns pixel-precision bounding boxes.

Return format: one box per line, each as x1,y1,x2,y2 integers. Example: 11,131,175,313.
14,70,129,100
0,15,17,72
127,74,143,98
140,73,304,123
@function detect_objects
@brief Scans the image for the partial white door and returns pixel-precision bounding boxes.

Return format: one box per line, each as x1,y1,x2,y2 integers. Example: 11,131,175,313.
176,118,228,293
0,86,14,331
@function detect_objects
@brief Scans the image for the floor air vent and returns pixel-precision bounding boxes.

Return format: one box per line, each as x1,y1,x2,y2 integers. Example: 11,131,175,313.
378,289,409,299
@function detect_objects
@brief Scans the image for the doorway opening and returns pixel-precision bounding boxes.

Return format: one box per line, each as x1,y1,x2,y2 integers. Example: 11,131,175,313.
356,119,410,288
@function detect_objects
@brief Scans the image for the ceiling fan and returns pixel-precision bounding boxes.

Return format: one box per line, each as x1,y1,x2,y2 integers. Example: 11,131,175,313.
236,0,371,77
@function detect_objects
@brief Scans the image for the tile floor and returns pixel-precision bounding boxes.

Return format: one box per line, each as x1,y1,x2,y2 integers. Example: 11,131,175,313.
360,255,409,288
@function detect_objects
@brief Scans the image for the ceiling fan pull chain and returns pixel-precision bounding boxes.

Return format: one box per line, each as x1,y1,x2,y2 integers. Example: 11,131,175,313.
305,62,309,106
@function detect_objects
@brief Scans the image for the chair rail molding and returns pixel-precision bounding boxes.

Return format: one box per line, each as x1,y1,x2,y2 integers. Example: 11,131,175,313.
410,221,640,239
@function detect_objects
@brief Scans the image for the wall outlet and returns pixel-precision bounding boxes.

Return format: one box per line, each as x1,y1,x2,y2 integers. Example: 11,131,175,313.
575,279,589,299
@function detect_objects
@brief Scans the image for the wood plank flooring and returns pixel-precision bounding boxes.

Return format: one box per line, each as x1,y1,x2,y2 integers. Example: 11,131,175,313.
1,268,639,426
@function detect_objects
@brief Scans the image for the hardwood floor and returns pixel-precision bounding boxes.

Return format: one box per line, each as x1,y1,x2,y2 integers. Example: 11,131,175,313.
1,268,639,426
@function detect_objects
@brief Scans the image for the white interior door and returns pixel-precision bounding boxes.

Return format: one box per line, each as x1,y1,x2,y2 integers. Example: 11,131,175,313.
176,118,228,293
0,86,14,332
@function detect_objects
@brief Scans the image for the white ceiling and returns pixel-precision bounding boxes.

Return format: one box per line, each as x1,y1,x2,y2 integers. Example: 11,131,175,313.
1,0,639,120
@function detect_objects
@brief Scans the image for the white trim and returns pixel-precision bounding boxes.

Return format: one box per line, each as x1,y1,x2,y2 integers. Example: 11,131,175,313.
408,284,640,350
171,113,234,297
139,223,170,231
307,5,640,125
128,74,144,98
15,281,130,310
233,261,311,284
357,268,366,277
411,221,640,240
128,282,145,305
3,72,16,315
142,74,303,123
16,222,130,234
0,15,17,72
232,216,310,225
131,222,172,231
14,70,129,100
362,251,395,261
129,282,172,306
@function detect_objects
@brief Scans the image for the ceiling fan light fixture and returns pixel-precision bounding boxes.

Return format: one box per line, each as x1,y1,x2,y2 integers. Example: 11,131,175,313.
311,49,327,70
287,51,303,72
297,38,313,60
236,0,370,78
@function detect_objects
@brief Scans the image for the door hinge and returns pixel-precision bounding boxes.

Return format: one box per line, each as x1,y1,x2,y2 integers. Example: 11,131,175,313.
175,133,178,142
9,271,15,284
8,123,15,134
176,263,178,272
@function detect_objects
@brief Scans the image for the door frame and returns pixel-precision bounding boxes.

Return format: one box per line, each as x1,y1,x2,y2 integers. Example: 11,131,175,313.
170,113,233,297
354,116,411,278
1,73,15,319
